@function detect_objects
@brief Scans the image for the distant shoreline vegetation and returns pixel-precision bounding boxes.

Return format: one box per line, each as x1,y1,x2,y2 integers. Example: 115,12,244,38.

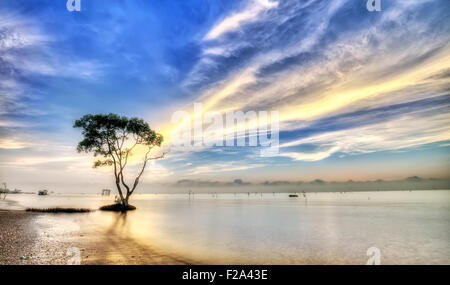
169,176,450,192
26,208,92,213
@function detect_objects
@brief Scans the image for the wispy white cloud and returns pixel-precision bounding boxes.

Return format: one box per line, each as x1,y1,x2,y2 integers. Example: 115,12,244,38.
0,11,106,121
1,155,85,167
279,146,341,162
143,161,175,181
0,138,30,149
203,0,279,41
0,14,50,49
280,112,450,161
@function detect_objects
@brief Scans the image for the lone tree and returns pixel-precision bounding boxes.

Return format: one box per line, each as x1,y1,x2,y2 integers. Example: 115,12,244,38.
0,182,8,200
74,113,165,211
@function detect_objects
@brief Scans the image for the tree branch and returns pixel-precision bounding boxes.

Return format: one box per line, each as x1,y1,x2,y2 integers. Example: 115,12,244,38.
128,150,167,196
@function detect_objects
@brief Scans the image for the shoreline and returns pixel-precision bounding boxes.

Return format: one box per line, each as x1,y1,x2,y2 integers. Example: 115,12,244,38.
3,188,450,197
0,210,194,265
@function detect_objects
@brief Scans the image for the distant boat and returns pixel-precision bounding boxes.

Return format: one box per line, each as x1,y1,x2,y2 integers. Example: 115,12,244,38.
38,190,48,196
289,194,299,198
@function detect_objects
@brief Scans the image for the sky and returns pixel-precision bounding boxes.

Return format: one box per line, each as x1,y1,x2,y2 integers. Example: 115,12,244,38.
0,0,449,192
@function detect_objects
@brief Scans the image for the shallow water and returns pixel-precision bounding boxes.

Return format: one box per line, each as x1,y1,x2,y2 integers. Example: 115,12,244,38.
1,190,449,264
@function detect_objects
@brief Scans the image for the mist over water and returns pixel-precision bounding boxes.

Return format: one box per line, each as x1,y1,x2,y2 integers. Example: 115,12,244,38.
2,190,449,264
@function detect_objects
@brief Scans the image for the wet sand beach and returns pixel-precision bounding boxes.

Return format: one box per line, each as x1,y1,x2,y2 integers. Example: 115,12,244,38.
0,210,192,265
0,211,39,264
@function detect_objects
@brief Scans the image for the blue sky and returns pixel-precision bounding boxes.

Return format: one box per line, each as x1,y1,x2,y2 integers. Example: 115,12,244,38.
0,0,449,191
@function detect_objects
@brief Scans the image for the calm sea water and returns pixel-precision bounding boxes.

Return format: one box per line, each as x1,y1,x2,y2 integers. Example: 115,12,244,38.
1,190,449,264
